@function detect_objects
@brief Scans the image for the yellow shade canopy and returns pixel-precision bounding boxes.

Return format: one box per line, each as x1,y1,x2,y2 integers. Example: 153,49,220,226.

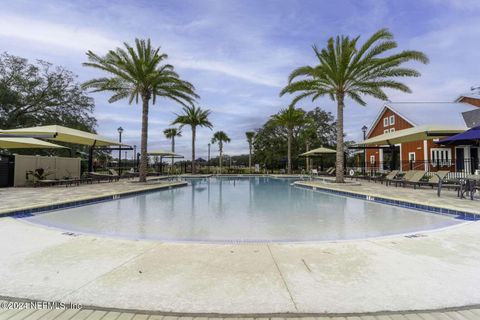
148,149,183,157
0,125,125,147
300,146,336,156
357,125,466,146
0,137,66,149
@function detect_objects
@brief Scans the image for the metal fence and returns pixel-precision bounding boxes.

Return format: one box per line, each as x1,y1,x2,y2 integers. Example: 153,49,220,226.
348,158,480,179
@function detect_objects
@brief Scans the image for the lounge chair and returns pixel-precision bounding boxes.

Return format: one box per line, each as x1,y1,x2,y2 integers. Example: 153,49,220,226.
323,167,335,176
386,170,416,187
417,170,450,189
400,170,427,189
367,171,389,183
87,171,120,182
381,170,399,185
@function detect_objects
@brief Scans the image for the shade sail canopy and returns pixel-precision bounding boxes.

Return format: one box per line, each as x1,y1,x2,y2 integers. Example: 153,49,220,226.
300,146,336,157
0,125,125,147
438,125,480,145
356,125,466,146
0,137,66,149
148,149,184,158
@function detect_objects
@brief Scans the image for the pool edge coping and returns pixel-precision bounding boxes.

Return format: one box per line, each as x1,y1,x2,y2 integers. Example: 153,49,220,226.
0,181,188,218
293,180,480,220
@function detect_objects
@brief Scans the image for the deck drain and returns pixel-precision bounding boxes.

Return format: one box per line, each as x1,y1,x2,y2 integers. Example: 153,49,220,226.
62,232,79,237
405,234,427,238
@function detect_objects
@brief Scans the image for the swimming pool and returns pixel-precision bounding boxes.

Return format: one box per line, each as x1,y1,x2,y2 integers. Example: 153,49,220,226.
23,177,460,242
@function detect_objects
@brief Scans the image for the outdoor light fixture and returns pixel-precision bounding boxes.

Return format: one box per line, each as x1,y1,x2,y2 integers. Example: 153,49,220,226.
117,126,124,174
361,125,368,140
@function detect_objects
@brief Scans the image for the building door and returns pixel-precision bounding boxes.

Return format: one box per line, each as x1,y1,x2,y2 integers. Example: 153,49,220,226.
471,147,478,173
456,148,465,172
382,146,400,171
0,155,14,188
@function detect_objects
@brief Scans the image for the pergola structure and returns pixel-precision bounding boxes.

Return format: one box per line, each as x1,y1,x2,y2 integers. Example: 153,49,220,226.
299,146,336,172
0,137,66,149
148,149,184,174
1,125,130,172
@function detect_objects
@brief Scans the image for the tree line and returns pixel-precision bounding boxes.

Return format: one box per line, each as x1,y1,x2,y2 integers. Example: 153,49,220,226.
1,28,428,182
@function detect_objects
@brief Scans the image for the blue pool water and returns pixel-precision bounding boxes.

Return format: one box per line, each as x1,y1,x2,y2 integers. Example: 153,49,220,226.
23,177,460,242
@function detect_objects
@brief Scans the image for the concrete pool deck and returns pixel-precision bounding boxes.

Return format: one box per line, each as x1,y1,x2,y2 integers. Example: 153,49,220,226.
1,176,480,317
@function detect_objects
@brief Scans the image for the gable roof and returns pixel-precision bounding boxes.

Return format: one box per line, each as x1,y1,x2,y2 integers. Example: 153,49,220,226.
365,102,476,138
455,91,480,102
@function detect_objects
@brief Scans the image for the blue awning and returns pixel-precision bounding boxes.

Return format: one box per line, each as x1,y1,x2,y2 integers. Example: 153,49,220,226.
438,125,480,145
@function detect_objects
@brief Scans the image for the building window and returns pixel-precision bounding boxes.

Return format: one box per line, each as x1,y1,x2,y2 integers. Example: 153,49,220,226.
431,148,451,167
389,115,395,125
384,129,389,134
370,155,375,164
408,152,416,162
390,128,395,133
383,117,388,127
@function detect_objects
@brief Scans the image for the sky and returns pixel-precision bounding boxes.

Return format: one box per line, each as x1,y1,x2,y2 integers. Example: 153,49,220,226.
1,0,480,158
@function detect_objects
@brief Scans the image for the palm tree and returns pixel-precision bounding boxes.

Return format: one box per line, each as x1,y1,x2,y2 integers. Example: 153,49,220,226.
271,105,306,174
211,131,231,174
163,127,182,168
172,105,213,174
81,38,198,182
245,131,255,173
280,28,428,182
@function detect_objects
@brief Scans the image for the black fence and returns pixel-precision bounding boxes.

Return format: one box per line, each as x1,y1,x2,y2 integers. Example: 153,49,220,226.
348,158,480,178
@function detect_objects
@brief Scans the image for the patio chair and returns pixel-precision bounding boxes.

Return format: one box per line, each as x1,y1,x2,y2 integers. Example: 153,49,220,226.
87,171,119,182
417,170,450,189
381,170,399,185
311,169,319,175
369,170,400,184
386,170,416,187
400,170,427,189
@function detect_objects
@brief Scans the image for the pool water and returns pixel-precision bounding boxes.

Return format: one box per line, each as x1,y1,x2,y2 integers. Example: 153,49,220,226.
23,177,460,242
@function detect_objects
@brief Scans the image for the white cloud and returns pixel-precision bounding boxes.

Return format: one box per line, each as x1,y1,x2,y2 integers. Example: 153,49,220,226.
0,15,120,52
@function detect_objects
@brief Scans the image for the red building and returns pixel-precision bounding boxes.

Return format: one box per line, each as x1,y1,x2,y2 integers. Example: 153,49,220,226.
363,94,480,173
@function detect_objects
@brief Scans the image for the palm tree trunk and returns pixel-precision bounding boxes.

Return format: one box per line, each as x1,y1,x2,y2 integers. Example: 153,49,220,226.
248,144,252,173
336,94,345,183
191,126,196,174
305,142,309,172
139,95,149,183
287,128,292,174
171,136,175,168
219,143,223,174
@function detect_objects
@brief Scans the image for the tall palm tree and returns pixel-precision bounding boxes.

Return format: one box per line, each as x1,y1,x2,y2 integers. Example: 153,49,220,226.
172,105,213,174
245,131,255,173
163,127,182,167
211,131,231,174
271,105,306,174
280,28,428,182
81,38,198,182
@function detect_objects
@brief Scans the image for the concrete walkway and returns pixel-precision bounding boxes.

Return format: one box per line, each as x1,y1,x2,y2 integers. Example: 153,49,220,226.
1,216,480,315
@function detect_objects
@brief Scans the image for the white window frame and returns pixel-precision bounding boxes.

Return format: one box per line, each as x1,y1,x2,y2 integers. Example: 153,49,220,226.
389,115,395,126
383,117,388,127
384,129,389,134
431,148,451,167
370,155,375,164
408,152,416,162
389,128,395,133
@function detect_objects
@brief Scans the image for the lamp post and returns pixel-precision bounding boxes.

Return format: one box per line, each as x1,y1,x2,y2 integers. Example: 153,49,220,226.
361,125,368,174
117,126,124,175
362,125,368,140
